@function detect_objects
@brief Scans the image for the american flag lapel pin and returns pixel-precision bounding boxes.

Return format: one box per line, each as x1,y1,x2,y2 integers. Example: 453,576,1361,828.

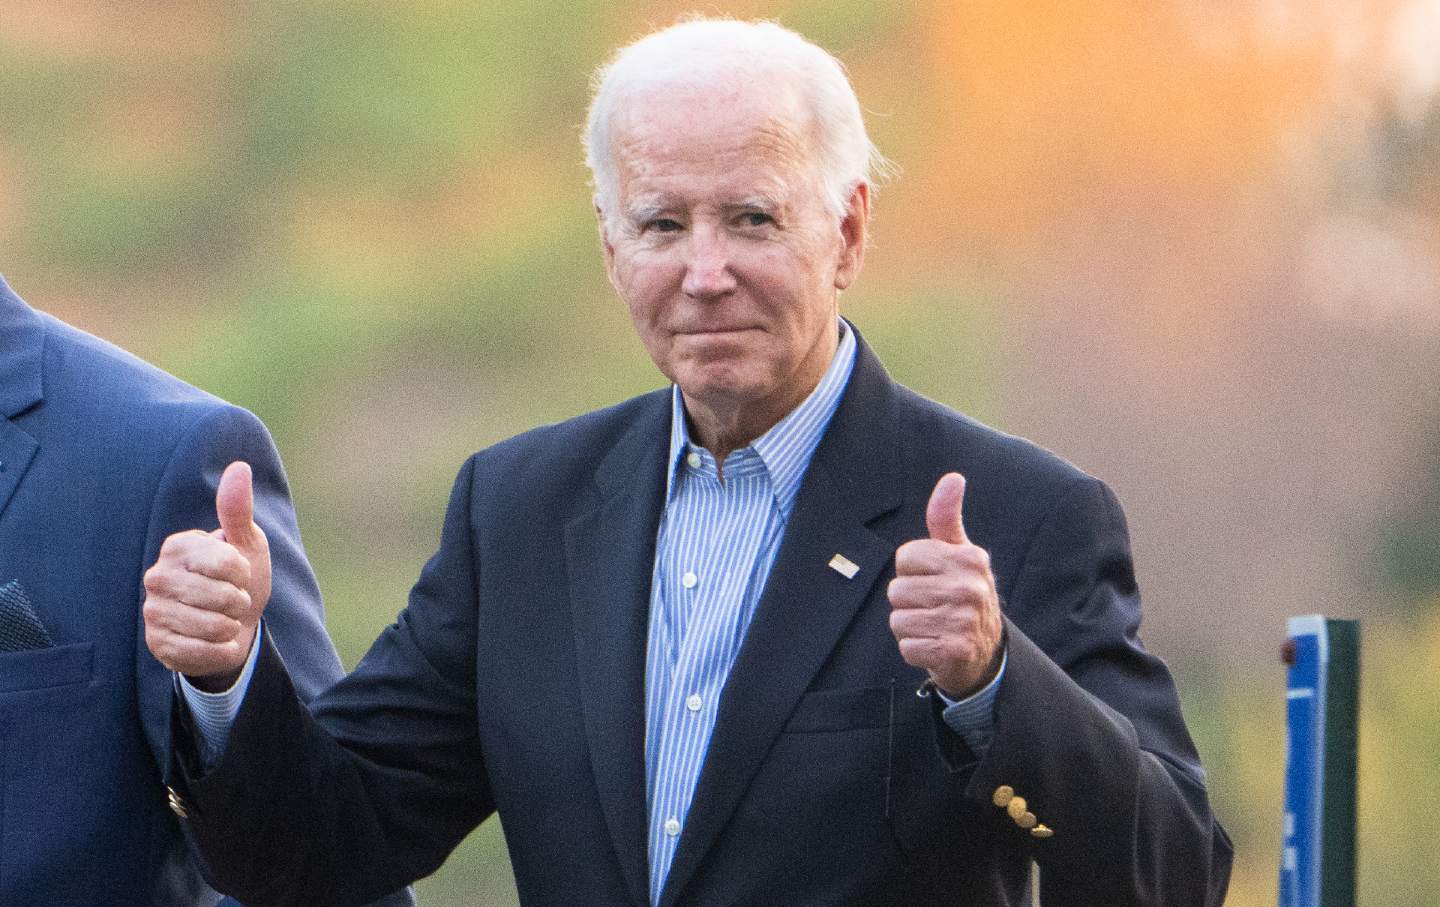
828,553,860,579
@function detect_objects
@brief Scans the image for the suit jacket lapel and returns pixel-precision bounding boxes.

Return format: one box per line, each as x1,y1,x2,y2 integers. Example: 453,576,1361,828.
565,391,672,907
659,337,905,906
0,278,45,523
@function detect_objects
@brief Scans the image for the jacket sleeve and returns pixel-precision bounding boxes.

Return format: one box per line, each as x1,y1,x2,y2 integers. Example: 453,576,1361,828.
147,402,416,906
172,454,494,907
963,475,1232,906
143,403,344,699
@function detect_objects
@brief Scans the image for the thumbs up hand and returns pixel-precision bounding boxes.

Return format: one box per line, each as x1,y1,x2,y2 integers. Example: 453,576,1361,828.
143,462,273,691
887,473,1003,698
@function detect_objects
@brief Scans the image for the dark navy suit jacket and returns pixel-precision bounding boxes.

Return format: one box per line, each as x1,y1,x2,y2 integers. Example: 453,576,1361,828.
176,327,1231,906
0,275,385,905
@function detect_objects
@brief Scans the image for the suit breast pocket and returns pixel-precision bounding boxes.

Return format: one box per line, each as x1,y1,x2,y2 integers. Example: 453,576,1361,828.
0,643,95,695
783,684,930,733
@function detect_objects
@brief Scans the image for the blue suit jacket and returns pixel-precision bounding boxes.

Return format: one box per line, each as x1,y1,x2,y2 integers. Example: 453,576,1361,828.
176,327,1231,906
0,275,363,905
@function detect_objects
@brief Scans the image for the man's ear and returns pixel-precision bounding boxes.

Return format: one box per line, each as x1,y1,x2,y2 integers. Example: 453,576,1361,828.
834,181,870,291
595,200,620,285
595,201,615,260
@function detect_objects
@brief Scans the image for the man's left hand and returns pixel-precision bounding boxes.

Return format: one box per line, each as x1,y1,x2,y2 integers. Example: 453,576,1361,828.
887,472,1003,698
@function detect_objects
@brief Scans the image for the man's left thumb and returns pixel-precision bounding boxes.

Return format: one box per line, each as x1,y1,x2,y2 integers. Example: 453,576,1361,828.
215,461,258,550
925,472,969,545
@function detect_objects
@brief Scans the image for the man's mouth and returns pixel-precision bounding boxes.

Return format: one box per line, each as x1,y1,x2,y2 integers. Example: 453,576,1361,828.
676,326,760,337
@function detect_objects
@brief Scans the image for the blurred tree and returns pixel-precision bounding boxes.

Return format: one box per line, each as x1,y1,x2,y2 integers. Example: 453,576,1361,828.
1381,422,1440,605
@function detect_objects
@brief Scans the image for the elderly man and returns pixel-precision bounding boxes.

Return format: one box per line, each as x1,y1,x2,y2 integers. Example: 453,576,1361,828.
145,18,1231,907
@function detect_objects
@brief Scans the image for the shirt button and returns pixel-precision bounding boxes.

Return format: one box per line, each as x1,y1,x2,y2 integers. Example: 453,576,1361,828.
664,817,681,837
681,571,698,589
686,693,703,712
686,451,702,469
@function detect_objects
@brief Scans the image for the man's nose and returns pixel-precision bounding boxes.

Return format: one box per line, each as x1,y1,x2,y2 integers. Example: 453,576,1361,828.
681,226,737,299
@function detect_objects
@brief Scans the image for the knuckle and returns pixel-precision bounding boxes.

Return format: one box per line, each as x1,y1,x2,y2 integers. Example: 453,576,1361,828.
189,618,216,643
945,606,977,633
940,576,967,602
913,639,941,666
892,547,916,574
216,592,241,618
890,579,924,609
224,548,251,581
971,578,995,603
888,609,906,635
896,638,922,665
162,531,202,556
225,589,250,619
144,565,178,596
942,575,981,604
189,541,224,573
933,644,963,672
204,620,237,644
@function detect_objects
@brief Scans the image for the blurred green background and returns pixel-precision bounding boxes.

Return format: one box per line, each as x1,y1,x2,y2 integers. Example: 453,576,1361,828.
3,1,1438,903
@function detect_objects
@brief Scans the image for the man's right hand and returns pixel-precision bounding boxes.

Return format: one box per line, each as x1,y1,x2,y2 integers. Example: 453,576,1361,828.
143,461,273,692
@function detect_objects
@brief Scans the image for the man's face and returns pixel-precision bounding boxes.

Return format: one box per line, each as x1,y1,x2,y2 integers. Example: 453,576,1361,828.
599,83,867,444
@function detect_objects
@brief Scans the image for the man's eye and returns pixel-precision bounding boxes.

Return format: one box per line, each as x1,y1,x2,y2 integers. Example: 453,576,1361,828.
740,212,773,227
647,218,683,233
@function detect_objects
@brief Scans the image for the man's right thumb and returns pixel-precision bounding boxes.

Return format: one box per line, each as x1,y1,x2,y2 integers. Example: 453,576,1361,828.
215,461,257,549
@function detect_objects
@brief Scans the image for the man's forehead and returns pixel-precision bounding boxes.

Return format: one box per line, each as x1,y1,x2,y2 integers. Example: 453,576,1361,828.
614,134,813,216
611,87,816,177
610,78,813,148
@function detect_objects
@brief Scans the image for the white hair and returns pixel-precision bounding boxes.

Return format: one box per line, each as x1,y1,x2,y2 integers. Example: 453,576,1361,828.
583,17,890,225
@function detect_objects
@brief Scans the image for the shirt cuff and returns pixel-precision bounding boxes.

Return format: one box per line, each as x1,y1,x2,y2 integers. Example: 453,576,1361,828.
177,622,264,768
934,645,1007,756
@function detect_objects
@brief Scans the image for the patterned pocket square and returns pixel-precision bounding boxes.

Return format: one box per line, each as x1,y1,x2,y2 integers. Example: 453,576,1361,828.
0,579,54,652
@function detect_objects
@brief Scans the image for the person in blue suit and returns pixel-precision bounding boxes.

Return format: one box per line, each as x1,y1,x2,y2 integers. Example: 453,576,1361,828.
0,274,412,906
144,18,1230,907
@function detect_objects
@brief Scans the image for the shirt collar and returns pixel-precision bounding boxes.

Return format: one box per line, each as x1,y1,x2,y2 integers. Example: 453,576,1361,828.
665,319,857,518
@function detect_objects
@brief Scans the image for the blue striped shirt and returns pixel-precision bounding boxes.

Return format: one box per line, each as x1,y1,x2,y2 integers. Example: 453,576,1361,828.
643,322,859,901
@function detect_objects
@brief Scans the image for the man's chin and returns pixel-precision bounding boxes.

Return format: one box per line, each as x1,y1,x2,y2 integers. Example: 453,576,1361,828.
673,370,767,412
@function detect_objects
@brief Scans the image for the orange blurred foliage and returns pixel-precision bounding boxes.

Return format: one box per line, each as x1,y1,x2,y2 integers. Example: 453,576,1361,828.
915,1,1403,253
